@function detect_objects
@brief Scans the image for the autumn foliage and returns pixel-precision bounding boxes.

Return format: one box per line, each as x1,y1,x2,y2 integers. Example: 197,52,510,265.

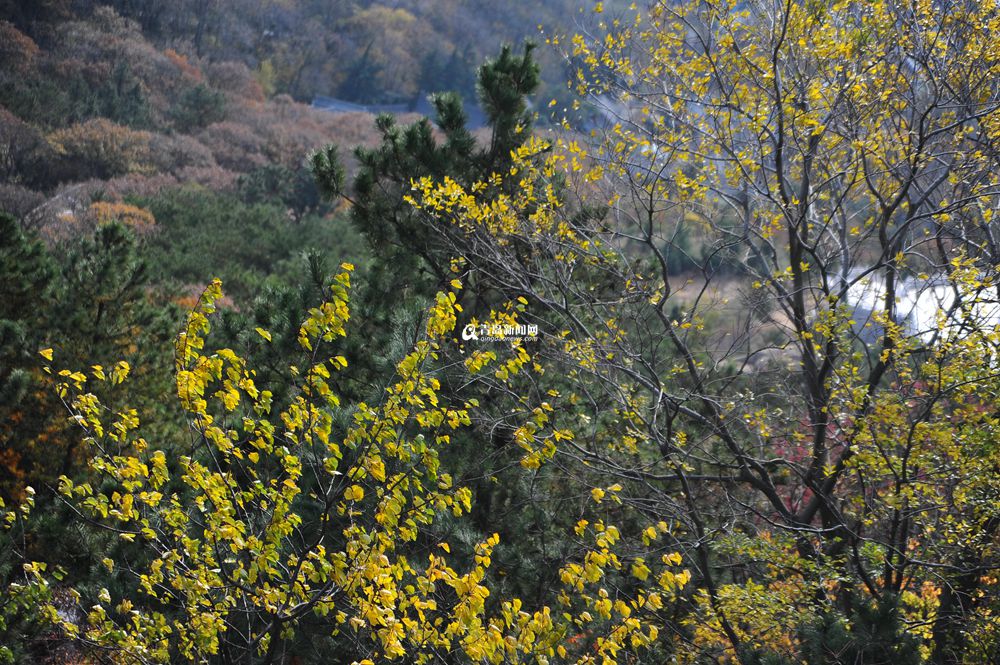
4,0,1000,663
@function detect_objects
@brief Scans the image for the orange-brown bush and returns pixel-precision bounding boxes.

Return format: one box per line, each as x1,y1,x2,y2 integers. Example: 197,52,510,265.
87,200,156,235
47,118,152,180
163,48,203,84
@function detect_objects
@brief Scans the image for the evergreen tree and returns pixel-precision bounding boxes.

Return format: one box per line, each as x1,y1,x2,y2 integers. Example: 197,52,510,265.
0,217,176,499
799,594,921,665
237,163,321,217
0,214,52,399
311,42,540,397
97,60,150,128
169,82,225,131
0,214,55,499
739,593,922,665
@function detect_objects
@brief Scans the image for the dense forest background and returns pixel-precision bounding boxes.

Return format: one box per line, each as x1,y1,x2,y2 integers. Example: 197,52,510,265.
0,0,588,293
1,0,583,105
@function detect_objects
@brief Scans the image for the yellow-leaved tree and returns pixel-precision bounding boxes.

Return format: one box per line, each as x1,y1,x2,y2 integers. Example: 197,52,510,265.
397,0,1000,662
40,265,685,663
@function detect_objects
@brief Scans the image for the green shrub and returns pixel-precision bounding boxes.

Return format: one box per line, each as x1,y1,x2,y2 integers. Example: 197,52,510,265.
141,186,366,300
237,163,320,217
169,83,226,131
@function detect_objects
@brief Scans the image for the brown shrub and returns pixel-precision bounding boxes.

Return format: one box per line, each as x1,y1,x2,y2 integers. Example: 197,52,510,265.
88,200,156,235
197,121,268,172
47,118,152,181
101,174,179,200
226,98,419,171
49,57,110,88
174,165,239,191
164,48,204,84
56,8,144,64
204,61,266,103
0,183,44,221
0,107,49,185
146,132,216,175
54,9,189,121
261,120,329,168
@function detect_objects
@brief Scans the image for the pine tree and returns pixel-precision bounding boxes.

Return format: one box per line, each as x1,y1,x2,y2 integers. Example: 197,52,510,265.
0,217,175,499
799,594,922,665
0,213,52,417
0,214,54,498
311,42,540,397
